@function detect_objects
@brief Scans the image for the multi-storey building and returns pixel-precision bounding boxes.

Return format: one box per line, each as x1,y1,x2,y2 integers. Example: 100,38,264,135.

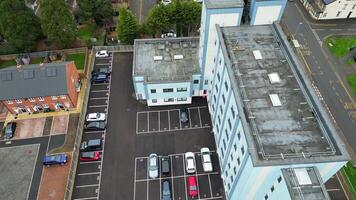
208,23,348,200
300,0,356,20
133,37,201,106
0,62,80,114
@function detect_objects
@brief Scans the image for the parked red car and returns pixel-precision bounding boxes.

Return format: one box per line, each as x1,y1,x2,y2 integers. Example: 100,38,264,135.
188,176,198,197
80,151,101,162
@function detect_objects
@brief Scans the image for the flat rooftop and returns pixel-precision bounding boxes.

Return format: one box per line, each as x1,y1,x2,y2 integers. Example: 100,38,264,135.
219,25,348,165
205,0,244,9
282,167,330,200
133,37,200,83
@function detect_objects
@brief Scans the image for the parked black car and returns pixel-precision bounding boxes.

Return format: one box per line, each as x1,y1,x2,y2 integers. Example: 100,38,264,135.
161,156,171,176
4,122,16,139
91,74,109,84
84,121,106,131
91,68,111,77
80,139,103,151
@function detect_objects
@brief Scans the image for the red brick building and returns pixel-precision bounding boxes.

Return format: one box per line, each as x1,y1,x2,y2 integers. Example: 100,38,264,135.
0,62,80,115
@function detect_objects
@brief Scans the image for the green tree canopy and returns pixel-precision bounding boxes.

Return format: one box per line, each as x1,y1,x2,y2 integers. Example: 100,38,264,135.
145,0,201,37
116,6,140,44
0,0,42,52
77,0,114,26
39,0,77,47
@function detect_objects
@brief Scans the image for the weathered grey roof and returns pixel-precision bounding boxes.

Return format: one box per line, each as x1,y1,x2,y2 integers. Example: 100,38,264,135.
205,0,244,9
0,62,71,101
217,24,349,166
133,37,200,83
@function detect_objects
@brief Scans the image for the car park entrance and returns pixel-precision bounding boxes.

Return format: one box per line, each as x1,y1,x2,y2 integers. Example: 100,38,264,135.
134,152,225,200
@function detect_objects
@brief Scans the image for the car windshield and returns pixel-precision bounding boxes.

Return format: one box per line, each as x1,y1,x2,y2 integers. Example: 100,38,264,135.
202,154,211,162
48,155,60,161
150,157,157,167
88,122,99,127
190,185,197,190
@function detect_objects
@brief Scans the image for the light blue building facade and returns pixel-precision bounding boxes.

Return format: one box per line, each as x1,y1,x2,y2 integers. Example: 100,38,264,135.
249,0,287,25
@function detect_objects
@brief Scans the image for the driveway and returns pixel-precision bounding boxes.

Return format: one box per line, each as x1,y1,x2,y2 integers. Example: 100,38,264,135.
14,117,46,139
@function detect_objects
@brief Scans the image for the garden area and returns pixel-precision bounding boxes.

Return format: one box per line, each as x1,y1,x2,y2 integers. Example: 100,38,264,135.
341,162,356,199
347,74,356,94
78,23,106,47
326,36,356,58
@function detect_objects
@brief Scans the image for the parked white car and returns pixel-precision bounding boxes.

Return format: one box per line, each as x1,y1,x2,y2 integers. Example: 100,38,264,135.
95,50,109,58
201,147,213,172
148,153,159,179
185,152,196,174
86,113,106,122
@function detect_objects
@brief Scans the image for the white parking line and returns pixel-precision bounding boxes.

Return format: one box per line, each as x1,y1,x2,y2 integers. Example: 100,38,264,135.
147,157,149,200
133,158,137,200
208,174,213,198
88,105,107,108
73,196,98,200
188,108,192,128
76,184,99,188
136,125,211,134
170,155,175,200
198,107,203,127
183,155,188,200
80,161,101,165
326,188,341,191
90,97,108,100
168,110,171,130
135,172,219,182
92,83,109,86
158,111,160,132
78,172,100,176
84,130,105,134
91,90,109,93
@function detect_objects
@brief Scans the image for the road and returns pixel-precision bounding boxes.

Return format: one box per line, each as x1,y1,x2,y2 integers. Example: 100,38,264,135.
282,1,356,162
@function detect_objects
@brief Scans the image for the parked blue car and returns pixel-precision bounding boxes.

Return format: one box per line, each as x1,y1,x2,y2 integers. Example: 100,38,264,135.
91,74,109,84
43,153,68,166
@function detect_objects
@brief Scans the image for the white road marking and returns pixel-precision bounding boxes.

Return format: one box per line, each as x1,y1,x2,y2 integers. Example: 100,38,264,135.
183,155,188,200
133,158,137,200
90,97,108,100
73,197,98,200
326,188,341,192
80,161,102,164
198,107,203,127
76,184,99,188
170,155,175,200
78,172,100,176
208,174,213,198
168,110,171,130
91,90,109,93
158,111,160,132
147,157,149,200
88,105,107,108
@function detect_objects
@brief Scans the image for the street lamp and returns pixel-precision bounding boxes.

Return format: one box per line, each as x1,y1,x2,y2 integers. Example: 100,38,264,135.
293,22,303,37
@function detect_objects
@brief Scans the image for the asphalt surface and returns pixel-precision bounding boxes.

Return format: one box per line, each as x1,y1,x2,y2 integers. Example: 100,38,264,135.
98,52,225,200
71,54,112,200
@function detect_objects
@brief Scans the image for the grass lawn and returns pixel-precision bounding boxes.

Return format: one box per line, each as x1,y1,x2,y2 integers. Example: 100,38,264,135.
326,36,356,58
347,74,356,94
78,23,97,42
0,59,16,69
342,162,356,199
30,57,43,64
67,53,86,70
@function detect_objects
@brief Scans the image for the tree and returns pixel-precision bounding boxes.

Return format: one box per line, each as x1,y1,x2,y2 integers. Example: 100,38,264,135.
40,0,77,47
145,4,173,37
77,0,114,26
116,6,140,44
0,0,42,52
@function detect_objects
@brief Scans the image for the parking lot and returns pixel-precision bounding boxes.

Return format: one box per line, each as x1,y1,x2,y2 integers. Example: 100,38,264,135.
136,106,211,134
134,152,224,200
71,53,112,200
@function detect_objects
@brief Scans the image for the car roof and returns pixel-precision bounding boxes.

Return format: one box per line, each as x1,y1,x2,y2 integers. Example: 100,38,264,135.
82,152,95,157
188,176,196,182
202,154,211,162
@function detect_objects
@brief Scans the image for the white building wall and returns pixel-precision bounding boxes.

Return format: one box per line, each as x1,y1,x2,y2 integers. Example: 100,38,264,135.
318,0,356,19
254,6,282,25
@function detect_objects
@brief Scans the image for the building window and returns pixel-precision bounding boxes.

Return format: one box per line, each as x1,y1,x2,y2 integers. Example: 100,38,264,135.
230,176,233,183
231,106,235,118
164,98,174,102
60,95,66,99
228,118,231,130
237,132,241,140
234,144,237,151
152,99,157,103
216,124,219,133
223,139,226,150
177,87,187,92
215,85,218,93
230,154,233,161
214,39,217,46
228,183,230,190
220,105,223,115
225,130,229,140
228,163,231,169
222,94,225,104
352,4,356,9
278,176,282,183
218,116,221,125
323,12,327,17
237,157,240,165
51,96,58,100
6,100,13,104
220,147,224,158
213,95,217,103
204,80,209,85
213,58,216,63
193,80,199,84
219,59,221,65
271,186,275,192
217,73,220,82
224,81,228,91
265,195,268,200
233,167,237,175
177,98,187,101
336,11,342,17
151,89,156,93
15,99,22,103
241,146,245,155
163,88,173,93
38,97,44,101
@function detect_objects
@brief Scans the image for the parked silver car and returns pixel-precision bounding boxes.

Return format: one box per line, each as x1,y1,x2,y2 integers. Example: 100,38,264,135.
148,153,159,179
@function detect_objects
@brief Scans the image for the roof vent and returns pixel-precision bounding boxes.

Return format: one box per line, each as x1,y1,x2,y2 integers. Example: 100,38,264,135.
294,168,312,185
173,55,184,60
253,50,263,60
269,94,282,106
268,73,281,84
153,56,163,61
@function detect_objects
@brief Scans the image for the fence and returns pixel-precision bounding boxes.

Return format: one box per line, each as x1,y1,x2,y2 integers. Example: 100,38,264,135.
63,48,95,200
93,45,133,52
0,47,88,61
